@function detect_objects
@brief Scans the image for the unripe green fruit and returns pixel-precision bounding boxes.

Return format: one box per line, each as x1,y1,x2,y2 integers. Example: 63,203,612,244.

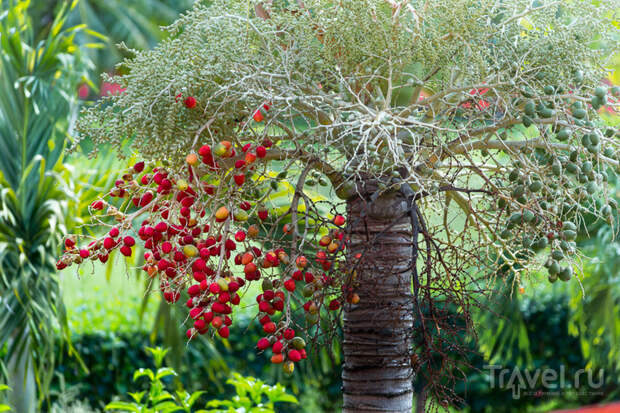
594,86,607,99
529,181,543,192
556,128,571,141
548,261,560,275
572,108,587,119
523,209,535,223
563,230,577,241
559,266,573,281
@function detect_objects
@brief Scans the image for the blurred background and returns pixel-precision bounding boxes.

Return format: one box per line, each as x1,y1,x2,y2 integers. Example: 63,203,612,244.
0,1,618,412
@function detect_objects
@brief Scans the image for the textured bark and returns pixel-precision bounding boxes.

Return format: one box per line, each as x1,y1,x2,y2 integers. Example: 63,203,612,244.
342,183,414,413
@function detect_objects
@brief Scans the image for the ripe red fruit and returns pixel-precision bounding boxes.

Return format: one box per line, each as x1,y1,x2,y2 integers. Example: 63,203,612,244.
273,299,284,312
103,237,116,250
194,319,206,330
235,231,246,242
271,353,284,364
257,338,270,350
79,249,90,259
258,209,268,220
263,321,276,334
284,328,295,340
209,283,221,295
91,200,104,210
288,349,302,363
198,145,211,156
120,245,132,257
284,279,296,292
218,326,230,338
329,299,341,311
211,316,223,328
234,174,245,186
333,215,346,226
184,96,197,108
99,254,109,263
188,284,201,296
186,329,194,339
109,227,120,237
252,110,264,122
64,238,75,249
133,161,145,173
272,341,284,353
123,236,136,246
256,145,267,158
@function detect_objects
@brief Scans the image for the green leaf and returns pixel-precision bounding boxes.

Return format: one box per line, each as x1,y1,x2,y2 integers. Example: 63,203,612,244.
104,401,140,412
133,368,154,382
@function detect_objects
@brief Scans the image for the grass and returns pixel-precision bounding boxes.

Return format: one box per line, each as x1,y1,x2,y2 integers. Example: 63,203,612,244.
59,259,157,335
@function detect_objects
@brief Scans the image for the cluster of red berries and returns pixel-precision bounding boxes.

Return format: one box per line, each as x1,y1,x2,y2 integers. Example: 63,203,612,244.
57,97,357,374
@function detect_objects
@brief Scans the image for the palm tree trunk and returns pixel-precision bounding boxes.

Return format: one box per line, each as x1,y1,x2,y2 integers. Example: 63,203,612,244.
342,184,414,413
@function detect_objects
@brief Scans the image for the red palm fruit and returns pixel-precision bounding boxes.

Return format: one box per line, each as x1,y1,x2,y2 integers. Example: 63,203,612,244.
235,231,246,242
327,241,339,253
319,235,331,246
218,326,230,338
258,301,271,312
140,191,154,207
263,290,275,301
259,315,271,325
263,322,276,334
234,254,243,265
233,174,245,186
120,245,132,257
256,145,267,158
262,138,273,148
218,292,230,304
209,283,220,295
291,271,303,281
154,222,168,232
184,96,197,108
241,252,254,265
288,349,302,363
284,279,296,292
257,338,270,350
333,215,345,226
228,281,240,293
198,145,211,156
64,238,75,249
252,110,264,122
211,316,223,328
295,255,308,269
194,319,206,330
234,160,246,169
190,308,203,319
103,237,116,250
140,175,150,185
239,201,251,211
284,328,295,340
123,236,136,246
283,223,292,234
266,251,278,265
270,353,284,364
231,294,241,305
329,299,340,311
199,248,210,259
272,341,284,353
273,299,284,312
91,200,104,210
245,152,257,164
257,208,268,220
303,272,313,283
186,329,194,339
244,262,257,275
99,254,109,263
133,161,145,173
162,242,172,254
188,284,201,297
193,271,206,282
225,239,236,250
193,259,207,272
300,349,307,359
203,311,214,323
